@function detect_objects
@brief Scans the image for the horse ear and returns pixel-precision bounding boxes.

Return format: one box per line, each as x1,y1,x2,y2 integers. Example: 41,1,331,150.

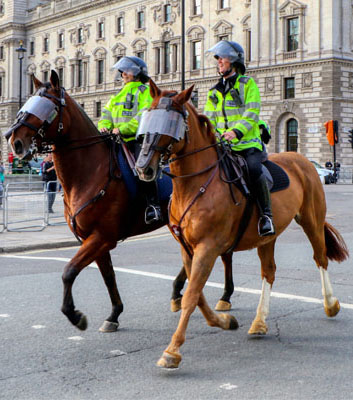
149,79,161,99
50,70,60,90
32,74,43,90
174,85,194,105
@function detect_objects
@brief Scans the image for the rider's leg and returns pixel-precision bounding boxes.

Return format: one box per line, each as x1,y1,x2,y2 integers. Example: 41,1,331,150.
242,148,275,236
143,181,162,224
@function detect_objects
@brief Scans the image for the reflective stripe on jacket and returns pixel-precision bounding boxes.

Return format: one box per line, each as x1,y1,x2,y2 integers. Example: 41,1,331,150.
204,75,262,152
98,81,152,142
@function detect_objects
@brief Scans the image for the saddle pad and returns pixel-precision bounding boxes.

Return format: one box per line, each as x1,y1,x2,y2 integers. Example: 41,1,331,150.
263,160,290,193
117,144,172,201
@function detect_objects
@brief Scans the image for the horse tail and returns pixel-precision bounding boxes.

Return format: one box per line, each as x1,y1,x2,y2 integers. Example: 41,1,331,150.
324,222,349,262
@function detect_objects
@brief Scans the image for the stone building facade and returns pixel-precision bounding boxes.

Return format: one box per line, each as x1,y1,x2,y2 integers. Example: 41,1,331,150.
0,0,353,168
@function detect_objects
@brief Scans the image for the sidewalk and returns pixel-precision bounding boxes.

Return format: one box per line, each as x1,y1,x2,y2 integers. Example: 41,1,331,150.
0,223,170,254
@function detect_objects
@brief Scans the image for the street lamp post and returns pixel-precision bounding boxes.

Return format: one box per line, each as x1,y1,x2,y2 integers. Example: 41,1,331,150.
15,40,26,110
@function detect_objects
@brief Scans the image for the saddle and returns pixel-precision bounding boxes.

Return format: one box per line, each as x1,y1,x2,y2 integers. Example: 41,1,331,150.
216,143,290,204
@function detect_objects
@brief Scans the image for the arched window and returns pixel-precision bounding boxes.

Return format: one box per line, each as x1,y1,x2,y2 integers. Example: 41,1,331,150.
286,118,298,151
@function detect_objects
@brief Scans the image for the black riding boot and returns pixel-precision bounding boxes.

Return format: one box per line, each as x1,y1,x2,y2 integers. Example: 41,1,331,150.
254,174,275,236
144,182,162,225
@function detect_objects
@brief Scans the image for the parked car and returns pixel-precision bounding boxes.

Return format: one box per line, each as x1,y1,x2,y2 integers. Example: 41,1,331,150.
311,160,335,184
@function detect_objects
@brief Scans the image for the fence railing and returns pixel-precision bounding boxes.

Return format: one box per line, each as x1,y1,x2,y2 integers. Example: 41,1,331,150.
0,181,65,232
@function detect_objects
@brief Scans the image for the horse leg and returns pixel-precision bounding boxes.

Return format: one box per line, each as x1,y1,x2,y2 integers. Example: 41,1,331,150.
248,240,277,335
170,265,187,312
297,218,340,317
215,252,234,311
157,247,238,369
61,236,113,330
96,252,124,333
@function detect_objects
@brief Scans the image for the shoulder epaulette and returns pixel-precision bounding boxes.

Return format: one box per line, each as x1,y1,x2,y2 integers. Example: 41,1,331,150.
239,76,251,84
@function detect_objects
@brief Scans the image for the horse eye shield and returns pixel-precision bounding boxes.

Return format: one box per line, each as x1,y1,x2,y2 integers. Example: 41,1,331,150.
136,109,186,141
17,95,58,124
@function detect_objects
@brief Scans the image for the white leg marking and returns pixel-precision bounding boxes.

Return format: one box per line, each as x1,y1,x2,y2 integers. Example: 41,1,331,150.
255,279,272,322
319,266,336,308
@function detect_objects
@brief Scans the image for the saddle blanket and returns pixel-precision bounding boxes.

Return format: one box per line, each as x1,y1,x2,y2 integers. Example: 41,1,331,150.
117,144,172,201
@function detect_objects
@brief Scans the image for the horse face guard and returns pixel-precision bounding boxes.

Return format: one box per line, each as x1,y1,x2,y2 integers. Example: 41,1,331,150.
3,85,66,158
136,96,187,170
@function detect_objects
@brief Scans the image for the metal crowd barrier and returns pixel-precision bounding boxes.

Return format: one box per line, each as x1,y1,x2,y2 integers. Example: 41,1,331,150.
336,168,353,184
0,180,65,232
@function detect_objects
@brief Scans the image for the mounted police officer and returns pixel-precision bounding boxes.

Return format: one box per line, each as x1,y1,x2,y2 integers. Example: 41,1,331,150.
98,56,162,224
204,40,275,236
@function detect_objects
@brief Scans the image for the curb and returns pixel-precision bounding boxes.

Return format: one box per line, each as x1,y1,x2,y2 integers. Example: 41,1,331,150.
0,239,80,254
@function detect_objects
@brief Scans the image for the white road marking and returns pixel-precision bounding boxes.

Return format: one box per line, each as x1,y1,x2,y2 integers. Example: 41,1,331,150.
68,336,84,341
32,325,46,329
2,254,353,310
0,314,10,318
220,383,238,390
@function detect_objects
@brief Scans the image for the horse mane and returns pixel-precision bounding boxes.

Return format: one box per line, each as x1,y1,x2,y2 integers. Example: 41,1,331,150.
185,102,216,144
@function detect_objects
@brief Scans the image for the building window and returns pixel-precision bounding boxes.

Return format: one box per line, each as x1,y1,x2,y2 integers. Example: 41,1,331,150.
97,59,104,84
58,67,64,85
245,30,251,62
164,41,171,73
0,76,2,96
287,18,299,52
77,60,84,87
96,101,101,118
0,1,4,14
29,77,34,94
192,41,201,70
164,4,172,22
43,37,49,52
219,0,229,9
98,22,104,39
30,41,35,56
155,48,160,75
0,46,3,60
284,77,295,99
117,17,124,34
172,44,178,72
192,0,201,15
286,119,298,152
58,33,64,49
137,11,144,29
43,70,49,82
136,51,144,61
78,28,84,44
191,90,199,108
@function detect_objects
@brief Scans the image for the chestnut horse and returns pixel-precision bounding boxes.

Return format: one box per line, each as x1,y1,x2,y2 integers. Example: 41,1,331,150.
5,71,234,332
135,80,349,369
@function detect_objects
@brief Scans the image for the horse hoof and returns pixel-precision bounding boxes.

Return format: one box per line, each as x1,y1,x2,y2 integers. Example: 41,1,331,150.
215,300,231,311
170,298,182,313
156,351,182,369
248,319,268,335
75,313,88,331
99,320,119,333
325,298,340,318
219,313,239,330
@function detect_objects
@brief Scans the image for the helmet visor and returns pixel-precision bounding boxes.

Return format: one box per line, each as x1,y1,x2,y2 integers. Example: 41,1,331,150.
206,41,240,63
112,57,141,76
137,110,186,141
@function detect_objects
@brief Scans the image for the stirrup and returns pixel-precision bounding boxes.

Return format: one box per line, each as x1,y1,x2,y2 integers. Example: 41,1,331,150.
258,215,275,237
145,205,162,225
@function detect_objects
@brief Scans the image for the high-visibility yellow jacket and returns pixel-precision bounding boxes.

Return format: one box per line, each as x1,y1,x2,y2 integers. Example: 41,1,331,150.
204,74,262,152
98,81,152,142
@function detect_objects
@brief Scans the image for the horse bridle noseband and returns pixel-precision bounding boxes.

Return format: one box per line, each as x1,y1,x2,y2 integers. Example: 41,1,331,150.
7,86,67,156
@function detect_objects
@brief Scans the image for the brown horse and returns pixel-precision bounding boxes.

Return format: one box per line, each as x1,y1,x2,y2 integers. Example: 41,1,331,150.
5,70,234,331
135,80,349,369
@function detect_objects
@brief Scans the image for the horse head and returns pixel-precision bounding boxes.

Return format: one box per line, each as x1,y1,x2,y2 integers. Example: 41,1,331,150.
135,79,194,182
4,70,70,159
